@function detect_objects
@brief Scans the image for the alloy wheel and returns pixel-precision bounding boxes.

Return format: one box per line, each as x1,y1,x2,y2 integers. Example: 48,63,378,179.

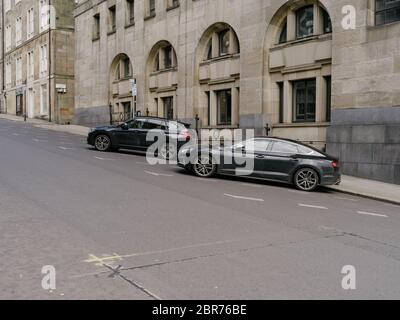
160,143,177,160
193,156,215,178
295,168,319,191
95,135,111,152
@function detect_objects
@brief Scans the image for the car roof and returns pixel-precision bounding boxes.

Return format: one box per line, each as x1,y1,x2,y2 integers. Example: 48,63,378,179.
134,116,188,125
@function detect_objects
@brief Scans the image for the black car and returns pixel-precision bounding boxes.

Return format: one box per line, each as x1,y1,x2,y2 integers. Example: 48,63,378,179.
87,117,192,158
178,137,341,192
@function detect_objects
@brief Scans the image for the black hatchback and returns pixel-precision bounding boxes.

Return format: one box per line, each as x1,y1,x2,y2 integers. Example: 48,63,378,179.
87,117,192,158
178,137,341,192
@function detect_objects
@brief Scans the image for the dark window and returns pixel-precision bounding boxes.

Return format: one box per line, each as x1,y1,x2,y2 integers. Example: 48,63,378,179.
122,102,132,121
128,119,145,129
293,79,316,122
279,21,287,43
154,52,160,71
219,29,230,56
143,119,163,129
271,141,299,154
278,82,284,123
93,14,100,39
206,91,211,126
325,76,332,122
149,0,156,16
217,90,232,125
207,39,212,60
123,58,131,78
323,9,332,33
163,97,174,120
164,46,173,69
375,0,400,25
296,6,314,39
127,0,135,24
109,6,116,32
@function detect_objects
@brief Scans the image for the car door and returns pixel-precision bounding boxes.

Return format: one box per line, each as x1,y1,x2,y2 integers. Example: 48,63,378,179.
142,119,165,149
220,139,271,177
115,119,146,149
263,141,300,182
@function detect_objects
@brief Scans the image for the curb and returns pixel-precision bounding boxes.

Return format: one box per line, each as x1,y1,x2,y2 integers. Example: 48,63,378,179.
324,186,400,206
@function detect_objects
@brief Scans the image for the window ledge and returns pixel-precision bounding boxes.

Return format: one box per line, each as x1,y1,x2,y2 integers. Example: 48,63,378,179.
144,13,156,21
272,122,330,129
167,4,180,11
200,53,240,65
125,21,135,29
272,33,332,50
367,20,400,30
107,29,116,36
92,36,100,41
150,67,178,75
203,125,240,130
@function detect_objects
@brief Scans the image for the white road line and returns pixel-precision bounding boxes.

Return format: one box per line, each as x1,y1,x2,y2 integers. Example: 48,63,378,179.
196,178,219,182
33,139,48,142
334,196,358,202
298,204,328,210
94,156,115,161
241,183,262,188
357,211,388,218
12,133,23,136
145,171,173,177
58,146,74,150
224,193,265,202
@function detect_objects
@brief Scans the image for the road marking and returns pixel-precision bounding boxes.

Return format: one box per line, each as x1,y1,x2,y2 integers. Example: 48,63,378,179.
334,196,358,202
145,170,173,177
298,204,328,210
83,240,236,265
224,193,264,202
196,178,219,182
33,138,48,142
12,133,23,136
94,156,115,161
357,211,388,218
241,183,262,188
58,146,74,150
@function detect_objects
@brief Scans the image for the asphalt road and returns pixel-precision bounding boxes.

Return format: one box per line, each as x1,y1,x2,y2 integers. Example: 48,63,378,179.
1,118,400,300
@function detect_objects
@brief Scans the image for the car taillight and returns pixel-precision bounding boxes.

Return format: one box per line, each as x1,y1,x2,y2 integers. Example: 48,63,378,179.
332,160,339,168
182,130,191,142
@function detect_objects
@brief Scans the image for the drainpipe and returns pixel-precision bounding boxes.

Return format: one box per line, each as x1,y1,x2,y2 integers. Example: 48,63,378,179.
1,0,5,114
48,0,52,122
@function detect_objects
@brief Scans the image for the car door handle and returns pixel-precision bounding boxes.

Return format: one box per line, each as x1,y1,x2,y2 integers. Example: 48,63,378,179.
255,154,265,159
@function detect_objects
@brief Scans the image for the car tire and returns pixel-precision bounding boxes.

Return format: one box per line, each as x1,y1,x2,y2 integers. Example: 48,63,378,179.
294,167,319,192
94,134,112,152
192,155,216,178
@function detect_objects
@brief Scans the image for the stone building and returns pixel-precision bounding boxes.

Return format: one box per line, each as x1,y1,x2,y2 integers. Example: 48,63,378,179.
73,0,398,184
1,0,75,124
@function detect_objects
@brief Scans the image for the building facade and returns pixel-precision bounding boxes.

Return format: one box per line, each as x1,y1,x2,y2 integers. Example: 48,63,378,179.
1,0,75,124
75,0,397,184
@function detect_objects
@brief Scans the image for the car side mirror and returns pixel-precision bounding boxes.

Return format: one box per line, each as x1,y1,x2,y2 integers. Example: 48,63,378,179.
121,123,129,130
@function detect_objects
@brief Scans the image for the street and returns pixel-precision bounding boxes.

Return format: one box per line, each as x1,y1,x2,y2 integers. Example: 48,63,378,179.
1,117,400,300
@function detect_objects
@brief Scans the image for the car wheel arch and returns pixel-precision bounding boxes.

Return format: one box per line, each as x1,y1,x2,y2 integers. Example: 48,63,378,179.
291,165,322,184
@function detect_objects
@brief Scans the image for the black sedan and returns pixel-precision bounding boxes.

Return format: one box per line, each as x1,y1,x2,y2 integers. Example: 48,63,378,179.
87,117,192,158
178,137,341,192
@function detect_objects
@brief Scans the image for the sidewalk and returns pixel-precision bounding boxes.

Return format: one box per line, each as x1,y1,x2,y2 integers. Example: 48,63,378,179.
325,175,400,205
0,113,89,136
1,113,399,205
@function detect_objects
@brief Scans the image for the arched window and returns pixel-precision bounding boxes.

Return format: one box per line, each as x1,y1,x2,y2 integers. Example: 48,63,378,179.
201,24,240,61
152,42,177,72
296,5,314,39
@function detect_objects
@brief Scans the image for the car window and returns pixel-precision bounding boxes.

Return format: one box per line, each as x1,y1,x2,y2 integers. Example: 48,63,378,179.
128,120,144,129
298,145,323,156
270,141,299,154
234,139,271,153
143,119,163,130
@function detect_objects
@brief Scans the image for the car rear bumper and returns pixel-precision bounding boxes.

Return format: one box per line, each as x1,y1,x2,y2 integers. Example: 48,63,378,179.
320,173,341,186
